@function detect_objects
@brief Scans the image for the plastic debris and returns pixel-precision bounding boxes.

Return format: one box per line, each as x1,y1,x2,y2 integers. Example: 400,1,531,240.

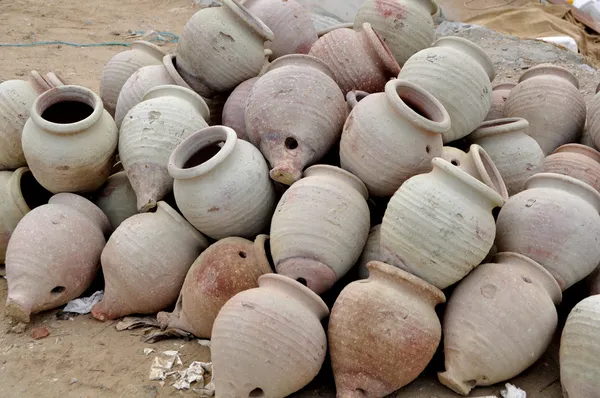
148,351,182,381
501,383,527,398
143,348,155,355
116,316,160,331
193,381,215,397
197,339,211,347
63,291,104,314
173,361,206,390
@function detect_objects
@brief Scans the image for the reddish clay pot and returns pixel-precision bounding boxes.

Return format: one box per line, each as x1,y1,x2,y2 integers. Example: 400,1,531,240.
486,82,515,121
544,143,600,193
222,77,258,141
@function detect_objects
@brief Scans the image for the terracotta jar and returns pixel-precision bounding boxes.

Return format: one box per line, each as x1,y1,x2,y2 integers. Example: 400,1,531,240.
399,36,495,143
340,78,449,197
0,71,63,170
504,64,586,155
485,83,515,121
308,23,400,94
91,201,209,321
99,41,166,116
440,144,509,201
356,225,382,279
381,158,504,289
439,252,561,395
354,0,438,66
168,126,276,239
157,235,272,338
544,143,600,193
586,265,600,295
5,193,110,323
94,171,138,230
581,125,596,148
211,274,329,397
468,118,545,195
587,87,600,150
330,261,445,397
0,167,51,262
176,0,274,97
22,85,118,193
270,165,370,293
222,77,259,141
496,173,600,291
119,85,210,212
243,0,317,58
560,295,600,397
245,54,347,185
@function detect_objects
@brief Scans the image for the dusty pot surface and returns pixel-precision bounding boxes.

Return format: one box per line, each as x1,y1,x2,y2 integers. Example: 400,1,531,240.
340,78,449,197
91,201,209,321
22,85,118,193
587,90,600,150
308,22,400,94
176,0,274,96
243,0,317,58
211,273,329,397
6,193,110,323
485,82,515,121
330,261,445,397
560,295,600,397
496,172,600,290
399,36,494,143
441,144,509,201
222,77,258,141
168,125,276,239
356,225,382,279
505,64,586,155
381,157,504,289
439,252,561,395
354,0,438,66
99,41,166,116
245,54,348,185
157,235,272,338
270,165,370,293
119,85,210,212
468,117,545,195
544,143,600,193
94,171,138,230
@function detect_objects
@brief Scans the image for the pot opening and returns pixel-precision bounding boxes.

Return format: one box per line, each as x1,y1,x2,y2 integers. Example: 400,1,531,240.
183,142,224,169
285,137,298,150
450,159,460,166
239,251,247,258
482,119,515,128
296,278,308,286
42,100,94,124
51,286,66,294
21,170,52,210
249,388,264,397
398,86,445,123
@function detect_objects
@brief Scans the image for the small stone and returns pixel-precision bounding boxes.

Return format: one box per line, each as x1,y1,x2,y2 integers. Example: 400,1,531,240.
70,378,78,384
9,323,26,334
110,31,121,36
15,72,25,77
502,47,508,51
31,327,49,340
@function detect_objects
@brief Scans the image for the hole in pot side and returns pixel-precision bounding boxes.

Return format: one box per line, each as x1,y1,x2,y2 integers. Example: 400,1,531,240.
239,251,247,258
297,278,307,286
183,142,225,169
51,286,66,294
249,388,264,397
451,159,460,166
398,87,444,123
21,171,52,209
42,101,94,124
285,137,298,150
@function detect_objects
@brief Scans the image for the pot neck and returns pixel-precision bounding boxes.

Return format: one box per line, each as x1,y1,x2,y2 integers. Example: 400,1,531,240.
142,85,210,122
519,64,579,89
552,143,600,164
433,36,495,81
264,54,337,81
156,201,209,247
359,23,400,76
303,165,369,200
222,0,274,41
469,117,529,141
48,193,112,236
254,234,275,274
468,144,509,202
162,54,193,89
525,172,600,213
8,167,32,216
258,274,329,320
130,40,166,61
492,82,516,92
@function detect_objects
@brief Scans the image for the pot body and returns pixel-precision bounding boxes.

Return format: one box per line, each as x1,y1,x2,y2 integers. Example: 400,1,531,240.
94,171,138,230
544,143,600,193
222,77,259,141
485,83,515,121
356,225,382,279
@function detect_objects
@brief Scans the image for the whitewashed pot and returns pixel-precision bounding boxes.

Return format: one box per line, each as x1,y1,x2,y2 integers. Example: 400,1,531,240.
486,82,515,121
356,225,382,279
222,77,259,141
94,171,138,230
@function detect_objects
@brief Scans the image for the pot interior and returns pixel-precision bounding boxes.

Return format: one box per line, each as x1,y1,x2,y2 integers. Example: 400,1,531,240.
41,100,94,124
183,142,224,169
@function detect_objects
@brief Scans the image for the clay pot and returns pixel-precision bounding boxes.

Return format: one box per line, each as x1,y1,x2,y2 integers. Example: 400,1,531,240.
496,173,600,290
246,55,348,185
485,83,515,121
399,36,495,143
308,23,400,94
22,85,118,193
222,77,258,140
211,274,329,397
94,171,138,230
440,144,509,201
504,64,586,155
354,0,438,66
356,225,382,279
119,85,210,212
587,89,600,150
330,261,445,396
168,126,275,239
586,265,600,295
91,201,209,321
468,118,545,195
5,193,110,322
439,252,561,395
581,125,596,149
243,0,317,58
0,168,51,263
157,235,272,338
176,0,274,97
270,165,370,293
340,78,449,197
203,91,230,126
381,158,504,289
99,41,166,116
544,143,600,193
560,295,600,397
0,71,63,170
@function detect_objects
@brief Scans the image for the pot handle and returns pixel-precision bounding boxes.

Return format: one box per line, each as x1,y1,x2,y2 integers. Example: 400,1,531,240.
258,48,273,77
346,90,370,110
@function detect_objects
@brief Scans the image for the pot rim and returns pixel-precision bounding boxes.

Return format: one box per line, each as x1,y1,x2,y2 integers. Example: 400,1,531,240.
492,82,517,91
223,0,274,42
433,36,496,81
9,167,32,216
361,22,401,76
130,40,167,60
254,234,275,274
518,64,579,89
304,164,369,200
162,54,193,89
469,117,529,141
551,143,600,164
346,90,370,110
525,172,600,213
142,84,210,122
156,201,208,246
468,144,509,202
316,22,354,37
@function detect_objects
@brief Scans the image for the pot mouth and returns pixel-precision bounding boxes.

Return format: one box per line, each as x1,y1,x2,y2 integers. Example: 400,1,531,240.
385,79,451,135
254,234,275,274
223,0,274,41
346,90,370,110
130,40,167,60
11,167,52,215
469,117,529,140
168,125,237,180
143,85,210,122
469,144,509,202
162,54,192,89
156,201,208,246
433,36,495,81
519,64,579,89
361,22,401,76
31,85,104,135
525,172,600,213
304,165,369,200
552,143,600,163
492,82,516,92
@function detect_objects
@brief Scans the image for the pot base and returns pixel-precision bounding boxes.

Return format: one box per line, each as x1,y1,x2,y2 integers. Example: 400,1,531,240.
438,371,474,396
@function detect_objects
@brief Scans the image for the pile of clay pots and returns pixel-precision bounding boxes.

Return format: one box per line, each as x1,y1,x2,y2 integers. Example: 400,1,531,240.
3,0,600,396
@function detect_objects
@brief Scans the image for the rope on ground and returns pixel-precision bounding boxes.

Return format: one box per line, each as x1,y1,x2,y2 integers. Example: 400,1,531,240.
0,30,179,48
